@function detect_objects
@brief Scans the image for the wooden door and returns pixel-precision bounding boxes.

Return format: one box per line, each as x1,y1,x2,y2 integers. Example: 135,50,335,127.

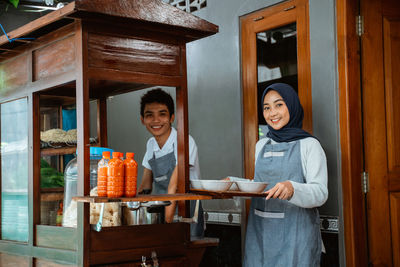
362,0,400,265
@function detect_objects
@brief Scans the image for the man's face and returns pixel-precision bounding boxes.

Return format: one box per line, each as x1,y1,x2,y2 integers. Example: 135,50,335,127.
141,103,174,139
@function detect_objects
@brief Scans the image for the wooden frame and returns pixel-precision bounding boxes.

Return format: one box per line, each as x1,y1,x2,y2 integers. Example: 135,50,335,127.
336,0,368,266
240,0,312,179
0,1,218,266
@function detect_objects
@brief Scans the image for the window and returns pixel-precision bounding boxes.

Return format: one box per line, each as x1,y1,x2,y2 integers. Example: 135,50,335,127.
1,98,29,242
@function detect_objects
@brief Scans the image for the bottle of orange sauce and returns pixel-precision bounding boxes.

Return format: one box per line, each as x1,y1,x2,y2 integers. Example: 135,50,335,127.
97,151,111,197
107,152,124,198
124,152,138,197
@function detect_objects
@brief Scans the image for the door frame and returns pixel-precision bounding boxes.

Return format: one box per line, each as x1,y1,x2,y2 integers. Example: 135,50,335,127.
336,0,369,266
240,0,312,179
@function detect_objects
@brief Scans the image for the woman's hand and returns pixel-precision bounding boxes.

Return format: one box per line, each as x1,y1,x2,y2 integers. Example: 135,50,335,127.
265,181,294,200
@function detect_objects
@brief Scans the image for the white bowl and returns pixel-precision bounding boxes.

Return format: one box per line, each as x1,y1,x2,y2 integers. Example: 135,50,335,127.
229,182,239,191
201,180,233,192
236,180,268,193
226,176,247,191
190,180,203,190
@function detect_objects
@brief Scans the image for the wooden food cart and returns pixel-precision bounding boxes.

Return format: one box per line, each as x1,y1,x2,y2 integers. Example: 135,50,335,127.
0,1,219,266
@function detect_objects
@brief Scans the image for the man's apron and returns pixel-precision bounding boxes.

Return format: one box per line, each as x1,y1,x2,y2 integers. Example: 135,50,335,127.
148,150,204,237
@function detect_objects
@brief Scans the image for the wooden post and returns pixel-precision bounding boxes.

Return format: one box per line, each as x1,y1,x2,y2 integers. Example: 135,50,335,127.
175,44,190,217
75,21,90,267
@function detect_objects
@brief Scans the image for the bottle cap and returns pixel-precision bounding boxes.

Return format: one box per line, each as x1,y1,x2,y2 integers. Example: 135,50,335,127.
126,152,135,158
103,151,111,158
112,152,119,158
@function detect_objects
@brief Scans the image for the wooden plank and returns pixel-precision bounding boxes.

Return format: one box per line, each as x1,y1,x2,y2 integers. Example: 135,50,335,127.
90,224,188,251
28,71,76,95
0,2,76,47
362,0,393,264
96,256,188,267
41,188,63,193
40,192,63,202
176,45,190,218
31,247,76,265
383,18,400,195
336,0,368,265
88,33,181,76
0,53,29,96
0,242,30,257
33,35,76,82
88,68,182,88
0,22,75,64
295,0,313,134
190,189,268,198
73,193,212,203
75,20,91,267
83,20,184,46
36,225,77,251
90,246,186,266
32,93,41,247
41,147,76,157
72,0,218,37
35,258,77,267
0,252,29,267
188,237,219,248
390,193,400,267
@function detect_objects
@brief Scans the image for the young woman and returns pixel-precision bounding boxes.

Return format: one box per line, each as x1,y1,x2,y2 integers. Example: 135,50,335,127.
243,83,328,266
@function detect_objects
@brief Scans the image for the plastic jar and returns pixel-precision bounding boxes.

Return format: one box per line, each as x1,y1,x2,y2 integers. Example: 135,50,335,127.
62,147,113,227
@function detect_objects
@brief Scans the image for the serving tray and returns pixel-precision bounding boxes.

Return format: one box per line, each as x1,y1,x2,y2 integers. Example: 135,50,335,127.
190,189,268,198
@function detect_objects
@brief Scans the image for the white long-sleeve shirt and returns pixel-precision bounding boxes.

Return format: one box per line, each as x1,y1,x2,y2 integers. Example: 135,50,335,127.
255,137,328,208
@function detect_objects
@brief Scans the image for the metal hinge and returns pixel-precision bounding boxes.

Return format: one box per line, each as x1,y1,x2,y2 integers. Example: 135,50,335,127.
362,172,369,193
356,15,364,36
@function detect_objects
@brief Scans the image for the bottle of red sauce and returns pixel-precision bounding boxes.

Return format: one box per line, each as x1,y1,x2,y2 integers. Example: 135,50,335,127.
107,152,124,198
97,151,111,197
124,152,138,197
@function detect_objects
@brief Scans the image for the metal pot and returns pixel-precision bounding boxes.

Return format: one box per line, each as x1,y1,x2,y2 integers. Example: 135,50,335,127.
122,201,171,225
140,201,171,225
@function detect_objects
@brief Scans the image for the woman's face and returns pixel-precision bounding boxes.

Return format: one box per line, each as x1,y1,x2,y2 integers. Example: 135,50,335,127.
263,90,290,130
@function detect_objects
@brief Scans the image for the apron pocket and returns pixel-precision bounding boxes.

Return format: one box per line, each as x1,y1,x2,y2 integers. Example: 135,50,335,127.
255,209,285,219
254,209,285,259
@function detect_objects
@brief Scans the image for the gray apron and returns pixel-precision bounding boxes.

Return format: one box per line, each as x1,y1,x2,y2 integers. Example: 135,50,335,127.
243,139,321,267
148,149,204,237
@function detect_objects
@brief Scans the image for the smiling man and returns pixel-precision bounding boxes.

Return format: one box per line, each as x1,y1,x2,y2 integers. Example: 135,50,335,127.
137,88,204,237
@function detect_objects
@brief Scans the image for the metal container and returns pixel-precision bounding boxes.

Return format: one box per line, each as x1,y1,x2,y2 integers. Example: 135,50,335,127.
122,202,141,225
122,201,171,225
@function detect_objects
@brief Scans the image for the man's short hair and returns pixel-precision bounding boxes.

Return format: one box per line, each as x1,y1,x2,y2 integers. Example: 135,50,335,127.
140,88,175,117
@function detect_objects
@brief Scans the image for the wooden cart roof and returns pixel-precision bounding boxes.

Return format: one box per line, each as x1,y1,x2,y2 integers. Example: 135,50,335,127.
0,0,218,56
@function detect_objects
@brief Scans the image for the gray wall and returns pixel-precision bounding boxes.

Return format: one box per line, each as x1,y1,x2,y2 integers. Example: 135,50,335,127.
91,0,341,217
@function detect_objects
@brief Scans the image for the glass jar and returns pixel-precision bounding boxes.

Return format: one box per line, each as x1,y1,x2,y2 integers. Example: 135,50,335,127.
62,147,113,227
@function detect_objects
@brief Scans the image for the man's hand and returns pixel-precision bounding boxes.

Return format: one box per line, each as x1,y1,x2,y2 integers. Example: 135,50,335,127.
165,166,178,223
265,181,294,200
138,168,153,194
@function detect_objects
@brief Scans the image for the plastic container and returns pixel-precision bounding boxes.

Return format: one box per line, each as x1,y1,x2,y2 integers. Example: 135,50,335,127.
62,147,113,227
107,152,124,198
97,151,111,197
124,152,138,197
